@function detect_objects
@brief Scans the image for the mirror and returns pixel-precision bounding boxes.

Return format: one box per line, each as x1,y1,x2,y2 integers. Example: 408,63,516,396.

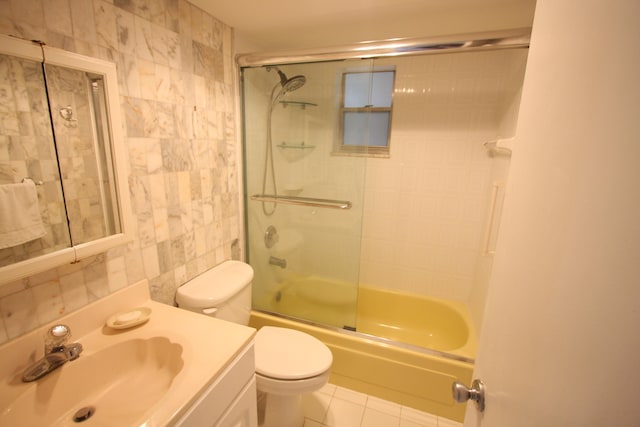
0,35,133,284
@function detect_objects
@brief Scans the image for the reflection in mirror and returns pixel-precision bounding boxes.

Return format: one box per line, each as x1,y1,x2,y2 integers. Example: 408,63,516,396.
0,34,133,285
44,64,121,245
0,53,70,267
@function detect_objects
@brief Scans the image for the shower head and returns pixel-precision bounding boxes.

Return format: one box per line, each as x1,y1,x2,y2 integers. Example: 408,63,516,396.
277,69,306,92
268,66,306,93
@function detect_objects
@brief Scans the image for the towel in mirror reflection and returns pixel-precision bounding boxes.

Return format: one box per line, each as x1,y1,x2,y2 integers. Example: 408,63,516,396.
0,180,46,249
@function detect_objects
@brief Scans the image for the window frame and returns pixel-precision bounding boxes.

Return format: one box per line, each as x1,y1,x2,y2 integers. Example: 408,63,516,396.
335,69,395,157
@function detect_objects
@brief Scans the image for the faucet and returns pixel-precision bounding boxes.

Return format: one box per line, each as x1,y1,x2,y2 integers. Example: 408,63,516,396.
269,256,287,269
22,324,83,382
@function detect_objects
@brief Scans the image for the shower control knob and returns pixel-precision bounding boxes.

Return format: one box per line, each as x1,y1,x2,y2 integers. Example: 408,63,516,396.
452,379,486,412
264,225,279,248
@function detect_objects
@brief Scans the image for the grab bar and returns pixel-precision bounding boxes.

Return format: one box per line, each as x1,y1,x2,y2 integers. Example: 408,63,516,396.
250,194,352,210
483,181,505,255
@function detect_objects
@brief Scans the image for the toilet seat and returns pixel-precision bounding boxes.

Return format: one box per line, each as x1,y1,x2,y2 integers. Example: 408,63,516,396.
256,369,331,395
255,326,332,380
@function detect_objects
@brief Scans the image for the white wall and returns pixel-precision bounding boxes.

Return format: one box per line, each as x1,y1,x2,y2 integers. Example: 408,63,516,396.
467,0,640,424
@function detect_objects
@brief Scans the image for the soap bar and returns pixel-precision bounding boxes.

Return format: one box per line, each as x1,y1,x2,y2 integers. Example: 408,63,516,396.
106,306,152,329
115,310,141,325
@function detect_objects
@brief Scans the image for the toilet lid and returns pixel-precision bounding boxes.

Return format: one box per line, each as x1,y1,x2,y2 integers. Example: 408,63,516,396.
255,327,333,380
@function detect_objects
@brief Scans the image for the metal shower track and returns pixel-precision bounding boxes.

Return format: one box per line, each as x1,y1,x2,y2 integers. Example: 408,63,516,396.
236,27,531,67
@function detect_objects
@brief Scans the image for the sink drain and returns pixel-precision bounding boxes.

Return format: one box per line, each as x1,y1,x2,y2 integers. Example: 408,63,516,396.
73,406,96,423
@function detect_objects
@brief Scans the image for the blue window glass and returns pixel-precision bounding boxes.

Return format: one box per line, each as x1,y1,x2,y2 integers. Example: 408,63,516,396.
344,72,394,108
339,70,394,154
343,112,391,147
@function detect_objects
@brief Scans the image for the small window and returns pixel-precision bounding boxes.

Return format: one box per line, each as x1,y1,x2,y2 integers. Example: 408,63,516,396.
337,70,395,156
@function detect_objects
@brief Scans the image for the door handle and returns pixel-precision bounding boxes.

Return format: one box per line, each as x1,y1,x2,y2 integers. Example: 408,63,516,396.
452,379,486,412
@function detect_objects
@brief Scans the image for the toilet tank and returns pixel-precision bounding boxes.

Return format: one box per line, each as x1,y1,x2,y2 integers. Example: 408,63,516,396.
175,260,254,325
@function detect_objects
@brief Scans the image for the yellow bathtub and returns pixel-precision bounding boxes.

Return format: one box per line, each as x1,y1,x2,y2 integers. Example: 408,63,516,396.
250,285,476,422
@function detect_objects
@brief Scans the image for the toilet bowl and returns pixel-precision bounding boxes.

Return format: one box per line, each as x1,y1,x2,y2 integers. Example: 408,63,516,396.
175,260,333,427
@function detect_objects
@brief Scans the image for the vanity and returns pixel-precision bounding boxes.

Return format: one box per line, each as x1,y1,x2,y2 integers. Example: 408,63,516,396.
0,280,257,426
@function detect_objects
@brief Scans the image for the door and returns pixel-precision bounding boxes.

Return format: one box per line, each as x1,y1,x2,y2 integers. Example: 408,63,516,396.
464,0,640,425
241,61,370,330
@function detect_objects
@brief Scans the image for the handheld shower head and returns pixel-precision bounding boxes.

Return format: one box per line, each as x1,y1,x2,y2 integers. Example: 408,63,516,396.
268,66,306,93
277,69,306,92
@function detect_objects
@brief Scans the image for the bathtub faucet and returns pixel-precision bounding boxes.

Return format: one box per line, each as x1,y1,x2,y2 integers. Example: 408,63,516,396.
269,256,287,269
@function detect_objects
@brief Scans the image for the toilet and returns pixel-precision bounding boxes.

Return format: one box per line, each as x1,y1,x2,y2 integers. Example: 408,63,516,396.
175,260,332,427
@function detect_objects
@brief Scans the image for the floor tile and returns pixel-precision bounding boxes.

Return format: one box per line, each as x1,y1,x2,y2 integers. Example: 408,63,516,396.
437,418,463,427
302,391,332,423
333,386,368,405
400,419,432,427
366,395,402,417
322,397,365,427
400,406,438,427
302,383,447,427
361,407,401,427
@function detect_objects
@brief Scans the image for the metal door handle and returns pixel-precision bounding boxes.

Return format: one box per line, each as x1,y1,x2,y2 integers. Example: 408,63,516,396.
452,379,486,412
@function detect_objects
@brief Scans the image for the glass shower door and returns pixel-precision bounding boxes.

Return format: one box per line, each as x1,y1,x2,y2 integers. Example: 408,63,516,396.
242,60,370,330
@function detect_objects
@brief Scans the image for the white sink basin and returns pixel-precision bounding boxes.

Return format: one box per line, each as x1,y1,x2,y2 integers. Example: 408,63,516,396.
1,337,183,426
0,279,256,427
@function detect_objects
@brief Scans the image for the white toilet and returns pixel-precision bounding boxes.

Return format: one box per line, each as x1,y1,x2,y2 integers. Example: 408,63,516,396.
175,260,333,427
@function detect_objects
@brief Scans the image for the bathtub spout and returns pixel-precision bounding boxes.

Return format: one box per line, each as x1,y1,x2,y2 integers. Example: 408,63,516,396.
269,256,287,268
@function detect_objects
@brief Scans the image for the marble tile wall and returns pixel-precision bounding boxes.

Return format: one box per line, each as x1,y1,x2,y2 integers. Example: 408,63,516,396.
0,0,241,344
0,53,71,266
45,63,110,245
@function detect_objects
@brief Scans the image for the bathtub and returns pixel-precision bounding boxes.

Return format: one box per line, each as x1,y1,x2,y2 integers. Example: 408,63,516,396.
250,284,476,422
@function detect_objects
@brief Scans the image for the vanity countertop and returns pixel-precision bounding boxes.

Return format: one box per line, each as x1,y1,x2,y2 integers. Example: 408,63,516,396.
0,279,256,427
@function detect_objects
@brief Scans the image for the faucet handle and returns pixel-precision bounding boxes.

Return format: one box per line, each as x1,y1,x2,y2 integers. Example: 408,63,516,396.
45,324,71,353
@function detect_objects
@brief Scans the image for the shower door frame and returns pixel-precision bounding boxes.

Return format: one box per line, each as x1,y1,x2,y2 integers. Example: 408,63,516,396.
240,59,371,330
237,28,531,67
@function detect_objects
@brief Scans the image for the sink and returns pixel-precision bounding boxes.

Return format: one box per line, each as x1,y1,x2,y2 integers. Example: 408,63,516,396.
0,279,256,427
0,337,184,426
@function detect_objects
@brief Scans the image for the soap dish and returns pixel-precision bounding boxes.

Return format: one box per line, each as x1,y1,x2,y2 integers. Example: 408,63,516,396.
106,307,152,329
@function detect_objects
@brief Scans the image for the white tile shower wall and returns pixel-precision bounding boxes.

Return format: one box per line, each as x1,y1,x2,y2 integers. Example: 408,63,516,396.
359,51,527,307
0,0,240,343
468,80,526,332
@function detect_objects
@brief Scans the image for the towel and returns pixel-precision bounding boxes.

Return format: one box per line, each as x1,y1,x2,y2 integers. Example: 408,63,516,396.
0,181,46,249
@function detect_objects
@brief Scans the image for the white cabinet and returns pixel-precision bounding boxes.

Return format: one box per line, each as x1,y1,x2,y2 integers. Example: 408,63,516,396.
175,342,257,427
216,377,257,427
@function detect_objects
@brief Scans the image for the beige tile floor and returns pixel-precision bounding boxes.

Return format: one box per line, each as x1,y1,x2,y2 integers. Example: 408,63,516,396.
302,383,463,427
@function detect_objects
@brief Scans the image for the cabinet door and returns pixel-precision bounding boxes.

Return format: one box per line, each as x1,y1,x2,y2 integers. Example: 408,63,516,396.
175,344,256,427
216,377,258,427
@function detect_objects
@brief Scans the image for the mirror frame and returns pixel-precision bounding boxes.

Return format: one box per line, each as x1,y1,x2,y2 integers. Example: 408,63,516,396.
0,34,133,285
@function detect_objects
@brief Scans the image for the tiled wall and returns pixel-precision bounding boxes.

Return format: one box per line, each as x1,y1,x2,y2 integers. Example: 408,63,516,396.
360,51,527,307
0,0,240,344
46,64,112,245
0,54,71,265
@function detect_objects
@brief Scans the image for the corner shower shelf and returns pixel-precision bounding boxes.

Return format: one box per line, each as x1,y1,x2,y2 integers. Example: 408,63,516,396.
277,142,315,150
279,100,318,109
